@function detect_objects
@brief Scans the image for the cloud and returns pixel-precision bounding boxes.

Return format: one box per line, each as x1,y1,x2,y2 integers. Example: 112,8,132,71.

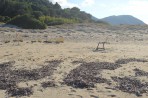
127,0,148,23
126,0,148,13
81,0,95,7
99,4,108,8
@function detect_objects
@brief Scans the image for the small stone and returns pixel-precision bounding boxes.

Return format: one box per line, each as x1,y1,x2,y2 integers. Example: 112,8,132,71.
136,91,142,97
90,95,99,98
109,95,116,97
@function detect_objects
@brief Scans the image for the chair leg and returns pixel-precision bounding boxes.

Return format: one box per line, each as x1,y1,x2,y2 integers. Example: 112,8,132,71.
96,43,99,50
103,43,105,49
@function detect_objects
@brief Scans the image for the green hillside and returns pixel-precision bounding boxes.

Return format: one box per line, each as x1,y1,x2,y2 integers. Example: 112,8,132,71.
0,0,93,29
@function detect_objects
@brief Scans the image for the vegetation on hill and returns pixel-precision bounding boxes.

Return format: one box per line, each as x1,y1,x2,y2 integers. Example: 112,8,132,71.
7,14,47,29
0,0,94,29
39,16,78,26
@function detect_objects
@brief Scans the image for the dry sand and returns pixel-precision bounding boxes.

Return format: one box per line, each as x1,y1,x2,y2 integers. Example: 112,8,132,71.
0,23,148,98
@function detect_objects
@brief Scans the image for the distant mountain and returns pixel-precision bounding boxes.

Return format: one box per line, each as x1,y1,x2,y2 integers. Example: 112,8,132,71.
101,15,145,25
91,16,109,24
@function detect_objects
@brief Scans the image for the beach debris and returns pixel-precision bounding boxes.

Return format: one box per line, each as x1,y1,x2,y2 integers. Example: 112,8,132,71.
64,62,121,88
71,60,86,64
0,61,14,68
134,68,148,77
4,40,10,43
7,86,33,97
64,58,148,89
0,60,62,97
43,40,52,43
9,60,62,82
115,58,148,64
111,76,148,96
41,81,56,88
43,36,64,44
90,95,99,98
108,95,116,97
31,40,37,43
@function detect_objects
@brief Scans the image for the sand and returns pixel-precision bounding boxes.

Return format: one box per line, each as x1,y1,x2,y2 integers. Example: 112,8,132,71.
0,23,148,98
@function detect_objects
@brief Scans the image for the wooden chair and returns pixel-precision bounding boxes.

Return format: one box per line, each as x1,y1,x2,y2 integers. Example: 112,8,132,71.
95,42,107,50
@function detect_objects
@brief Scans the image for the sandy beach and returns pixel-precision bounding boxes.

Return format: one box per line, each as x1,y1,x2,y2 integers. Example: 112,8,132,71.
0,23,148,98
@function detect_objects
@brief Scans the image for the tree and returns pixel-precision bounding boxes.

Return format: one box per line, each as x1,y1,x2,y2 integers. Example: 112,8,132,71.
33,11,43,19
54,2,61,9
0,0,94,28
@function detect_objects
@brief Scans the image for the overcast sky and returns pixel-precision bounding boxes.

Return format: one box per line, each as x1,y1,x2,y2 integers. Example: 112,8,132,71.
50,0,148,24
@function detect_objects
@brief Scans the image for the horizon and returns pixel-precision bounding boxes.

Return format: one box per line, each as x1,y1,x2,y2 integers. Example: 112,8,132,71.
50,0,148,24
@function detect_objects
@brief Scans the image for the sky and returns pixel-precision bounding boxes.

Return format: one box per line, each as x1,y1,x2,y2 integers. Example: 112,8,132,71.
50,0,148,24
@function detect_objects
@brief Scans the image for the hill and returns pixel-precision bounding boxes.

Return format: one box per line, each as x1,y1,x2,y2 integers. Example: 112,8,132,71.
91,16,109,24
0,0,94,28
101,15,146,25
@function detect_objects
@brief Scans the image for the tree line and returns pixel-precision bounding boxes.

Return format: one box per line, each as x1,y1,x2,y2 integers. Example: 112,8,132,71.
0,0,93,27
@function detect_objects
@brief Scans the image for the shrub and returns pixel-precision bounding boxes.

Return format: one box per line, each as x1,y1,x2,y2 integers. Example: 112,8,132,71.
0,16,11,23
0,16,5,23
7,15,47,29
55,36,64,43
39,16,78,26
32,11,43,19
